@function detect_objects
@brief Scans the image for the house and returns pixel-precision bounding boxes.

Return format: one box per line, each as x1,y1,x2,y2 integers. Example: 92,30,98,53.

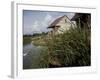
47,15,75,35
71,13,91,29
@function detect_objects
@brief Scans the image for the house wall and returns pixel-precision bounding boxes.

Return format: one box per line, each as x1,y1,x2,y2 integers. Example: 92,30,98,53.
54,16,73,34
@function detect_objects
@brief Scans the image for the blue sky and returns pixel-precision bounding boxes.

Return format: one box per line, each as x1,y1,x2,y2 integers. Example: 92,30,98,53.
23,10,75,35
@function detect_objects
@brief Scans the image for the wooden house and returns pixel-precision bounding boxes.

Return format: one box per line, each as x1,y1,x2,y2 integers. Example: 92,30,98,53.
48,15,75,35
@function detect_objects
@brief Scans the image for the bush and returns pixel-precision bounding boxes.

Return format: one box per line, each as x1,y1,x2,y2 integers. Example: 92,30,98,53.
40,27,91,67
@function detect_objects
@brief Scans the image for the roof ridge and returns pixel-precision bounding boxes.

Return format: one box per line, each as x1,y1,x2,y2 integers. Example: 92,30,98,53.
48,15,70,28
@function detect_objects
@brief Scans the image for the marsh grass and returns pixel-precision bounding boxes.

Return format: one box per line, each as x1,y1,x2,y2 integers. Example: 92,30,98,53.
39,27,91,67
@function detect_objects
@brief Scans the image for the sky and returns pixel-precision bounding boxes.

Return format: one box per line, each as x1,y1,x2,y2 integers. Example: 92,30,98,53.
23,10,75,35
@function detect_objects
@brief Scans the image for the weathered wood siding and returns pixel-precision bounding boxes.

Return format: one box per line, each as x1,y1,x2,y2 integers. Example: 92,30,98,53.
54,16,74,34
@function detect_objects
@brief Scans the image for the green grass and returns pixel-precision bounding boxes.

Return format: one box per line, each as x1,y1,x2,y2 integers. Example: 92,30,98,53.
39,27,91,67
31,35,47,46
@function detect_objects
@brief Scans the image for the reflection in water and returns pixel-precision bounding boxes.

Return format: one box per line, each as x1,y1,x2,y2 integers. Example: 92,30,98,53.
23,42,43,69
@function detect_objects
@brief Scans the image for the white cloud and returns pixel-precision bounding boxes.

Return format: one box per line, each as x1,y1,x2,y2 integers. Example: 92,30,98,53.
32,21,41,33
44,14,53,24
32,14,53,34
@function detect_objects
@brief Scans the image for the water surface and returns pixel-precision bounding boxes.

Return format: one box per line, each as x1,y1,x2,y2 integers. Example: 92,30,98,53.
23,41,43,69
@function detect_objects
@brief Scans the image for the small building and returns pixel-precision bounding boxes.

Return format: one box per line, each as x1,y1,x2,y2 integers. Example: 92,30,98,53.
71,13,91,29
48,15,75,35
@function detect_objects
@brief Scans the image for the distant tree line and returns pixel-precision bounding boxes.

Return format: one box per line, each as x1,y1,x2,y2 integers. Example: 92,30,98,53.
23,32,48,37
